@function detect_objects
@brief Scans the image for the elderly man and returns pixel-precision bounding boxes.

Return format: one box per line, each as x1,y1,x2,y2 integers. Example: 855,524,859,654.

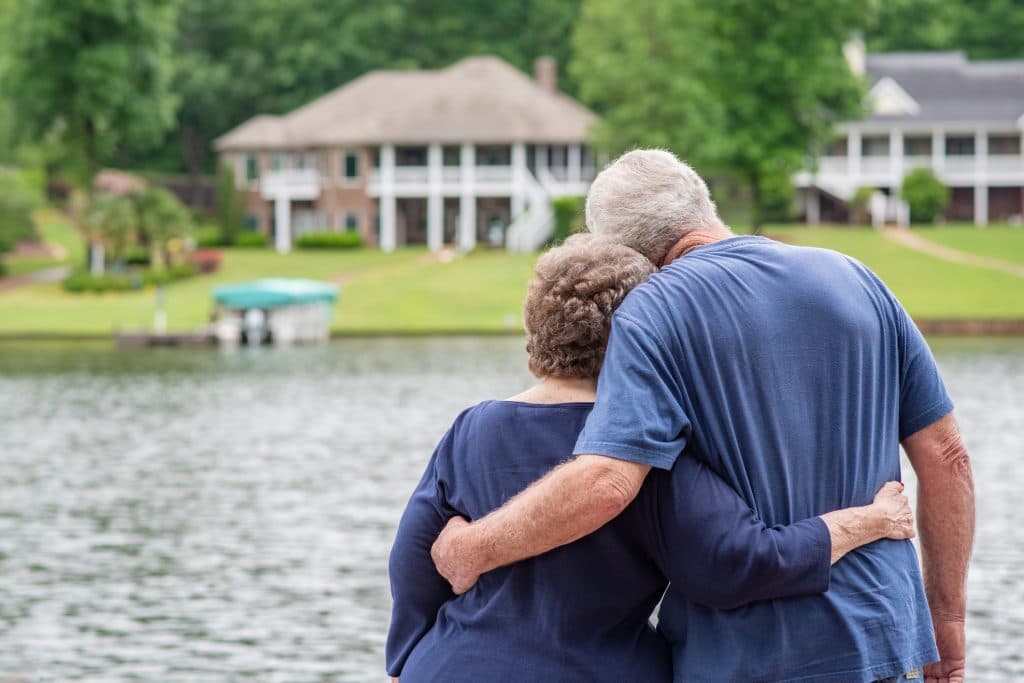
432,149,974,683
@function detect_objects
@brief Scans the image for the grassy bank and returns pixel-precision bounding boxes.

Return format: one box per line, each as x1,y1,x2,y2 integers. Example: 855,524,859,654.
1,218,1022,334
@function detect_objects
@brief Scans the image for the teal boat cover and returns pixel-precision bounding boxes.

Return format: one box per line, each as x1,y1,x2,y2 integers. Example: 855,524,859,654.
213,279,338,309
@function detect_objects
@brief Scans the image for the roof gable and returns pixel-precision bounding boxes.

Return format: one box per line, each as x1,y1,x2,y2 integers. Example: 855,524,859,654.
867,77,920,116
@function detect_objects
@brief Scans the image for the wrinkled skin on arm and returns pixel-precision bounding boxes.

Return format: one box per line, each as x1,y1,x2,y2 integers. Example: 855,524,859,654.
902,413,974,683
431,454,651,594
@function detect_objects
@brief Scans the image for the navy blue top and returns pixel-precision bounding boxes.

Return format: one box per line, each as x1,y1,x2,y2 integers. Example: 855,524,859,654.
575,236,952,682
387,400,832,682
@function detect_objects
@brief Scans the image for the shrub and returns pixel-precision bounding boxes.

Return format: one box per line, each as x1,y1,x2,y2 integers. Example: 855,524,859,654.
142,263,198,286
548,196,586,246
848,186,876,225
901,168,950,224
233,231,268,248
194,224,227,247
62,269,136,293
215,163,244,245
296,231,363,249
122,245,151,266
189,248,223,274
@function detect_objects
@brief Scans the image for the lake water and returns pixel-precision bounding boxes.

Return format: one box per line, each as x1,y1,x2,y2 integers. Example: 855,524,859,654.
0,337,1020,682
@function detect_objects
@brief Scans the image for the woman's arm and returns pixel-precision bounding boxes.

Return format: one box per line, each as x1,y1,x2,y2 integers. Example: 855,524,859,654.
646,459,914,611
385,433,457,679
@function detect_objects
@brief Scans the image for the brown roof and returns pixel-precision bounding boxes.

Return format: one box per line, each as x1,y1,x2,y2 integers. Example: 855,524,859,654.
215,56,598,151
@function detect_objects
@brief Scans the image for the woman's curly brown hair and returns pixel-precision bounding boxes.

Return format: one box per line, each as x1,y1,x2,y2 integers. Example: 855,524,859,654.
524,234,655,379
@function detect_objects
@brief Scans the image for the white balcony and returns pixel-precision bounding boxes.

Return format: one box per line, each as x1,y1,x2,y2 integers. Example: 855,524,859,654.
260,169,321,201
394,166,429,183
475,166,514,182
988,154,1023,174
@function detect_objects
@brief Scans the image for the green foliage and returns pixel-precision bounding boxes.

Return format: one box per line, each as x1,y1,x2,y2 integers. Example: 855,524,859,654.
194,224,227,248
549,196,586,246
2,0,178,182
296,232,363,250
759,174,797,223
215,163,243,245
571,0,866,232
849,186,877,224
132,186,193,270
62,262,198,293
233,231,269,248
83,195,137,264
0,169,43,263
866,0,1024,60
901,168,950,224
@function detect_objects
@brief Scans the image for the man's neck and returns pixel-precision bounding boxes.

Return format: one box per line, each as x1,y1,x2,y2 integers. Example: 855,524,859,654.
660,223,735,267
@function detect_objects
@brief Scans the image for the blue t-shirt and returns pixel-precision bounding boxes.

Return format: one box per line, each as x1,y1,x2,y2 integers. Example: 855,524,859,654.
387,400,833,682
575,235,952,683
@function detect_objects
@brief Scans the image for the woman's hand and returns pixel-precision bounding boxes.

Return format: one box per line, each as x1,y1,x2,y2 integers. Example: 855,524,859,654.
871,481,915,541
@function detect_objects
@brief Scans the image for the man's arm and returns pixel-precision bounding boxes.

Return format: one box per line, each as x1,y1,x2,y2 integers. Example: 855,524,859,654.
432,454,650,594
902,413,974,683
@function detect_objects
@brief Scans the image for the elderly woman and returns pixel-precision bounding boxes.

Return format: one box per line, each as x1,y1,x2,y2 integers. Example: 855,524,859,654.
386,235,913,682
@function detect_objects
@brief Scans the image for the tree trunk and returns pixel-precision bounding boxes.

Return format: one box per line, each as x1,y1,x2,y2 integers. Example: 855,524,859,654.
182,124,205,207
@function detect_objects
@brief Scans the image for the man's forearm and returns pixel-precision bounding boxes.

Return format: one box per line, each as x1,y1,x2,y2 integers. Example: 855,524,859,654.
440,455,650,580
918,455,975,622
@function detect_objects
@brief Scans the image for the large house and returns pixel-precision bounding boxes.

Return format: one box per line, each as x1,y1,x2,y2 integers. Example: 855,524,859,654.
215,56,597,252
798,41,1024,225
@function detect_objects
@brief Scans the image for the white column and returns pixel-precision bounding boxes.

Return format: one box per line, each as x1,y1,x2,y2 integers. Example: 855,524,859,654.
274,195,291,253
567,143,582,184
427,143,443,251
806,189,820,225
890,130,904,191
511,143,527,220
847,130,862,184
459,143,476,251
379,144,397,251
975,129,988,227
931,128,945,174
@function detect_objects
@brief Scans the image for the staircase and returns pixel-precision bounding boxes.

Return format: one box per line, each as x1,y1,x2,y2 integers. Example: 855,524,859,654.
505,169,555,252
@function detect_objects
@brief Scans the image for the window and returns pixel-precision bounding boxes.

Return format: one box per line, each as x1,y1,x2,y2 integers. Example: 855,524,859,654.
442,145,461,166
823,137,848,157
396,146,428,166
245,154,260,182
270,153,285,171
343,152,360,180
861,136,890,157
343,211,361,232
477,145,511,166
989,135,1020,155
945,136,974,156
904,136,931,156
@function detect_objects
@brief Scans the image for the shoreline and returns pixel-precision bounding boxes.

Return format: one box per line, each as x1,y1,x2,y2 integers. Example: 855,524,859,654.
0,319,1023,344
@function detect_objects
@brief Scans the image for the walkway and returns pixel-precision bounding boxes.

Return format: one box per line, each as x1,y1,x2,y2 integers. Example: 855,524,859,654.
883,228,1024,280
0,266,71,293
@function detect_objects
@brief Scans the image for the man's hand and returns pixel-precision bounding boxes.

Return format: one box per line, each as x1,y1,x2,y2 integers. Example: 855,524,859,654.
431,516,479,594
923,620,966,683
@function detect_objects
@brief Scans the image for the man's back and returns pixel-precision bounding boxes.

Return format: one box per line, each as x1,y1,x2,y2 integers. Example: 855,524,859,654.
576,236,950,682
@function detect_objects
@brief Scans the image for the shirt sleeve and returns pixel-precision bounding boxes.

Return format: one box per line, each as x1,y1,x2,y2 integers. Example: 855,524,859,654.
642,457,831,611
574,313,691,470
895,302,954,440
385,430,456,676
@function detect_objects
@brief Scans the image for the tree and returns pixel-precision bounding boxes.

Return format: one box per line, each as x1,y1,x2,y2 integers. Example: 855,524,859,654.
901,168,950,224
0,170,42,276
571,0,867,232
133,187,192,271
215,163,243,245
2,0,178,184
82,195,138,272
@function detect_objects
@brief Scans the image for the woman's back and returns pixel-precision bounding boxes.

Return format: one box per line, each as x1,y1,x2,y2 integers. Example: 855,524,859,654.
390,400,672,683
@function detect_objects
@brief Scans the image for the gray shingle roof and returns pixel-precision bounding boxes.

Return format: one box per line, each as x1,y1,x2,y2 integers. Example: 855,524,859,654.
215,56,598,151
865,52,1024,125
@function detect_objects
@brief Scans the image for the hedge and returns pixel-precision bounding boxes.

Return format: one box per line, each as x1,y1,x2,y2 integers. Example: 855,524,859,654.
62,263,199,293
296,231,363,249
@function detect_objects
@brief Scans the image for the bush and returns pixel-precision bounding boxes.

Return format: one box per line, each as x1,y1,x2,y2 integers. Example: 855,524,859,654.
62,263,199,293
848,186,876,225
121,245,151,266
215,163,244,245
194,224,227,248
548,196,586,246
296,231,363,249
188,248,223,274
901,168,950,224
233,231,268,248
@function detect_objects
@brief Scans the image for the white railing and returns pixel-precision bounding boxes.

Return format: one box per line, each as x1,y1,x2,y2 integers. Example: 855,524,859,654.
475,166,514,182
987,155,1023,173
260,169,321,200
944,157,976,174
506,169,554,252
442,167,461,182
815,157,848,176
394,167,429,183
860,157,890,175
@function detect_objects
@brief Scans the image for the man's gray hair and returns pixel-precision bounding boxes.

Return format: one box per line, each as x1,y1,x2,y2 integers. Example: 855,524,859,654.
585,149,720,263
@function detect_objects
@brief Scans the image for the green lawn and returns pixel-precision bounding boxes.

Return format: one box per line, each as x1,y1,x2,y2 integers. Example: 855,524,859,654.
767,227,1024,318
907,225,1024,266
1,209,84,275
1,222,1023,335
